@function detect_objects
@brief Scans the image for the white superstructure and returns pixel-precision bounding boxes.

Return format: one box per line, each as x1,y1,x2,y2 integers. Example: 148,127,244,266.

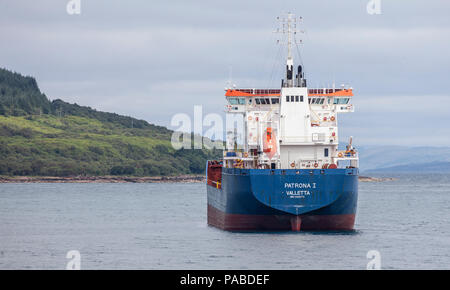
224,13,358,170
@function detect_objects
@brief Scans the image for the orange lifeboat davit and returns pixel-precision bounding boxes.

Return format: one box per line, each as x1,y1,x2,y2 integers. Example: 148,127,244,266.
263,127,277,160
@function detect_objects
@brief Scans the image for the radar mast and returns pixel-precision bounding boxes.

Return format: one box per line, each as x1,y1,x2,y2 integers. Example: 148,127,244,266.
275,12,305,88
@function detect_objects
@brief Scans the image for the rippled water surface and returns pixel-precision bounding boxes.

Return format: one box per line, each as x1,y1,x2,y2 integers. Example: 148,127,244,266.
0,174,449,269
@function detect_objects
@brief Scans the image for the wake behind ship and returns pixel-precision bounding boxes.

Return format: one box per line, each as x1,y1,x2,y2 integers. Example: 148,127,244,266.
206,13,359,231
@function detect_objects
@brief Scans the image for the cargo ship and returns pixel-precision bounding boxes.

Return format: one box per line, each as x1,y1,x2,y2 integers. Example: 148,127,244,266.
206,13,358,231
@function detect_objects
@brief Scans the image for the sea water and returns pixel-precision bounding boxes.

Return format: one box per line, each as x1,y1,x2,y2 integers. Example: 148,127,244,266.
0,173,449,269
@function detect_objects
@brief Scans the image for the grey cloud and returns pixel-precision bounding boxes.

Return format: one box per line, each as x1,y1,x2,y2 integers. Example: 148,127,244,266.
1,0,449,145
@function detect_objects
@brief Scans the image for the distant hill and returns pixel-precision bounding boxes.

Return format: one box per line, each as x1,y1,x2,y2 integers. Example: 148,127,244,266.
358,145,450,172
0,68,221,177
364,161,450,173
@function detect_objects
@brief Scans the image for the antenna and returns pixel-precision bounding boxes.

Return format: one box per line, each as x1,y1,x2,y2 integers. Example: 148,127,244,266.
274,12,304,87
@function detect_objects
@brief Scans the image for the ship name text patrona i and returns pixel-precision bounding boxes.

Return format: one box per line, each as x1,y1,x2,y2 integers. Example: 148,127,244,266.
284,183,316,189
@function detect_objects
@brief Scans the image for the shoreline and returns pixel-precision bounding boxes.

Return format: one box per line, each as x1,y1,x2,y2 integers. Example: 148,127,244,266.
359,176,396,182
0,175,395,184
0,175,206,184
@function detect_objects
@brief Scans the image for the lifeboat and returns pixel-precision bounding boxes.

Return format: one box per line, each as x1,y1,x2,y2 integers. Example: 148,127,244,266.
263,127,277,160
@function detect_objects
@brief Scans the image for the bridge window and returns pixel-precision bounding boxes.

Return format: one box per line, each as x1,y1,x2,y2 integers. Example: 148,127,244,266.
228,97,247,105
255,98,261,105
271,98,280,104
286,96,290,102
333,98,350,105
291,96,295,102
300,95,304,102
228,98,238,105
310,98,325,105
295,95,299,102
256,98,271,105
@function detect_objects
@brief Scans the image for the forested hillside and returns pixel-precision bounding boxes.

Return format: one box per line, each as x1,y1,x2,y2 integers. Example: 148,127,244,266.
0,68,221,176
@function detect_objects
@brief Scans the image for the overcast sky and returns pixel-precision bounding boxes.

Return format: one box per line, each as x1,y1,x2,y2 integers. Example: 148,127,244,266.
1,0,449,146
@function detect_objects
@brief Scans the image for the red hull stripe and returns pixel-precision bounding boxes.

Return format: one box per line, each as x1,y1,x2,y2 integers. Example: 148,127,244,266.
207,204,355,231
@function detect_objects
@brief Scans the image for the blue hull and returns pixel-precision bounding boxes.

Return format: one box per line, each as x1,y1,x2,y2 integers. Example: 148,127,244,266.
207,167,358,231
